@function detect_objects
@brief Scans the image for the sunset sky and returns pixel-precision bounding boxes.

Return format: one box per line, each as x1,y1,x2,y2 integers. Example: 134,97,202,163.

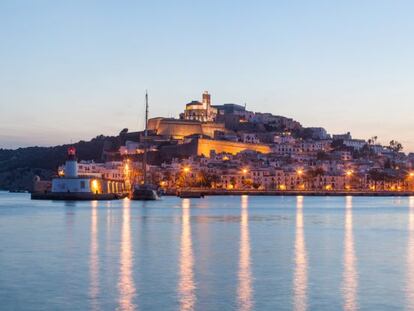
1,1,414,151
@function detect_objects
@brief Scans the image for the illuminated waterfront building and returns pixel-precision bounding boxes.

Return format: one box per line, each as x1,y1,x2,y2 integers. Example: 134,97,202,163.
51,147,125,195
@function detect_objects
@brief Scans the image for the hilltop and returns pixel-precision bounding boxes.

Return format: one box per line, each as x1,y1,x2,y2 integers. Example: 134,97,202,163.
0,135,120,191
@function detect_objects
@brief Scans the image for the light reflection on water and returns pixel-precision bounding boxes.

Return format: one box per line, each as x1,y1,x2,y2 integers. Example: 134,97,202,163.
89,200,99,311
118,198,136,311
406,197,414,310
179,199,196,311
237,195,253,311
342,196,358,311
293,196,307,311
2,193,414,310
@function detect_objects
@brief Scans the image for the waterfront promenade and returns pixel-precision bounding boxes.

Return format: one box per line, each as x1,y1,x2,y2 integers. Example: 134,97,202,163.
171,188,414,197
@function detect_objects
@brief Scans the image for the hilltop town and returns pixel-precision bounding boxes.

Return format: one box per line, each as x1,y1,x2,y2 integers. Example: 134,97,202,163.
36,91,414,193
4,91,414,193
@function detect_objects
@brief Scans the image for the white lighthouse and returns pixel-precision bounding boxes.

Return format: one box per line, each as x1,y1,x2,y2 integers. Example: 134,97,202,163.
51,147,94,193
34,146,127,200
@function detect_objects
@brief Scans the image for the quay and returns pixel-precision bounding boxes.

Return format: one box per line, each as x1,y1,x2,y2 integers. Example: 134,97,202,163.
169,189,414,197
31,192,127,201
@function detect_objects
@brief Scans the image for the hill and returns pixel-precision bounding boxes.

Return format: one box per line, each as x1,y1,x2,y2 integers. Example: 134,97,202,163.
0,135,120,191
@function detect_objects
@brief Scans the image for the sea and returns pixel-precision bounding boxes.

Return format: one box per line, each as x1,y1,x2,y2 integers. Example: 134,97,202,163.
0,191,413,310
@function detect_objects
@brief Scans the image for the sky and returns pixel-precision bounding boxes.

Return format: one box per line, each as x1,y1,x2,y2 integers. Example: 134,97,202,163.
1,0,414,151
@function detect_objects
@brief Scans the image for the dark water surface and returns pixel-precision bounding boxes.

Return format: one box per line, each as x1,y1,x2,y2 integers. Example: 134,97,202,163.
1,192,414,310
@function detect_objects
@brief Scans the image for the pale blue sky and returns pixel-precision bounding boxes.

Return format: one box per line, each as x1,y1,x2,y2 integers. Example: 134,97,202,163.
1,1,414,151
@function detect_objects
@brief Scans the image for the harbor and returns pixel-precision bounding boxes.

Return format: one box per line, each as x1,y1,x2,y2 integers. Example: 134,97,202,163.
2,192,414,310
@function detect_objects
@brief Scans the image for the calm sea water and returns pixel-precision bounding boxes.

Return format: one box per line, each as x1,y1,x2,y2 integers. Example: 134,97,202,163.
0,192,414,310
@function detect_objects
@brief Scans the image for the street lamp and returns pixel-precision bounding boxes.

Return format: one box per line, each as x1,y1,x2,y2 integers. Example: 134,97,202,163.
345,170,353,191
183,166,191,189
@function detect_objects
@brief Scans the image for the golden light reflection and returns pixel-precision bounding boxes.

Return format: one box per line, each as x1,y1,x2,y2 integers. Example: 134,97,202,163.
406,196,414,309
342,196,358,311
89,200,99,311
106,201,113,254
179,199,196,311
293,196,307,311
238,195,253,311
179,199,196,310
118,198,136,311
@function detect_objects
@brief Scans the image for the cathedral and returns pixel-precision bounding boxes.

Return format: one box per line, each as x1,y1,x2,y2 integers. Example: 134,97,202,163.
180,91,217,122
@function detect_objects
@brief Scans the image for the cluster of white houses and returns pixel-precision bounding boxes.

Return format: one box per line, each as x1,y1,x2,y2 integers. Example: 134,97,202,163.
34,91,414,195
148,150,414,191
35,147,128,196
111,91,414,192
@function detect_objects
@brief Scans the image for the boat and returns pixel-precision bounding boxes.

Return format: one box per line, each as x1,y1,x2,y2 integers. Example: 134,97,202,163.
131,91,160,201
179,190,204,198
132,184,160,200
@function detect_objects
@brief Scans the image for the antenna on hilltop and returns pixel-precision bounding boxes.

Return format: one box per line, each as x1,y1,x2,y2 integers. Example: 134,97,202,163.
145,90,149,134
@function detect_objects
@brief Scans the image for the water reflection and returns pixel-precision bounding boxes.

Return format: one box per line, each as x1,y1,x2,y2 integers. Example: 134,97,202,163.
406,197,414,310
238,195,253,311
293,196,307,311
118,198,136,311
89,200,99,311
179,199,196,311
342,196,358,311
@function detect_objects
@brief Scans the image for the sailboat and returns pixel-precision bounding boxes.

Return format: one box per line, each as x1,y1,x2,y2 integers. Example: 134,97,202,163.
131,91,160,201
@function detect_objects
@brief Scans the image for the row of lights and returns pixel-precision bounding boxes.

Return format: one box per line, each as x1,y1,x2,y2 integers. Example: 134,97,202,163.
169,165,414,191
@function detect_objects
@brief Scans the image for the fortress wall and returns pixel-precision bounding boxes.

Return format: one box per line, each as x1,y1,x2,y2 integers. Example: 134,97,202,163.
157,121,203,138
196,138,271,157
148,118,227,139
200,122,227,137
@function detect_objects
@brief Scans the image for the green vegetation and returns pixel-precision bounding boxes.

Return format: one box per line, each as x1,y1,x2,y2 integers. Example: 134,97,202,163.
0,135,119,191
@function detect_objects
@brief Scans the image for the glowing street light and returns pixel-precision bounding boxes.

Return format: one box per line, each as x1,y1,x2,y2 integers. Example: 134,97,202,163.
242,168,248,175
183,166,190,174
346,170,353,177
409,172,414,178
296,169,304,176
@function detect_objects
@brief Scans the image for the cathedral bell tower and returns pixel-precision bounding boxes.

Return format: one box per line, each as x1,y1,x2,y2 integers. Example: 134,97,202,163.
202,91,211,109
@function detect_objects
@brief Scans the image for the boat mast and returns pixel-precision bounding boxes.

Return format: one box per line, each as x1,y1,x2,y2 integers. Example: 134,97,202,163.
143,91,148,184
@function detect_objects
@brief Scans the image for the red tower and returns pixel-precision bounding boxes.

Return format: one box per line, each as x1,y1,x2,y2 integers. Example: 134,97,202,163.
67,147,77,160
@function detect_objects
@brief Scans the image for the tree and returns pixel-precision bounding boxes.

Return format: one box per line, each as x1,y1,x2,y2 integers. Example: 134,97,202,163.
304,168,325,190
367,136,378,146
388,140,403,153
242,178,253,189
230,177,237,189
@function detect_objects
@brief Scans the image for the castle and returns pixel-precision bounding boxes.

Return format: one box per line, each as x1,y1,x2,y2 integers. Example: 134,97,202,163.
147,91,226,139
